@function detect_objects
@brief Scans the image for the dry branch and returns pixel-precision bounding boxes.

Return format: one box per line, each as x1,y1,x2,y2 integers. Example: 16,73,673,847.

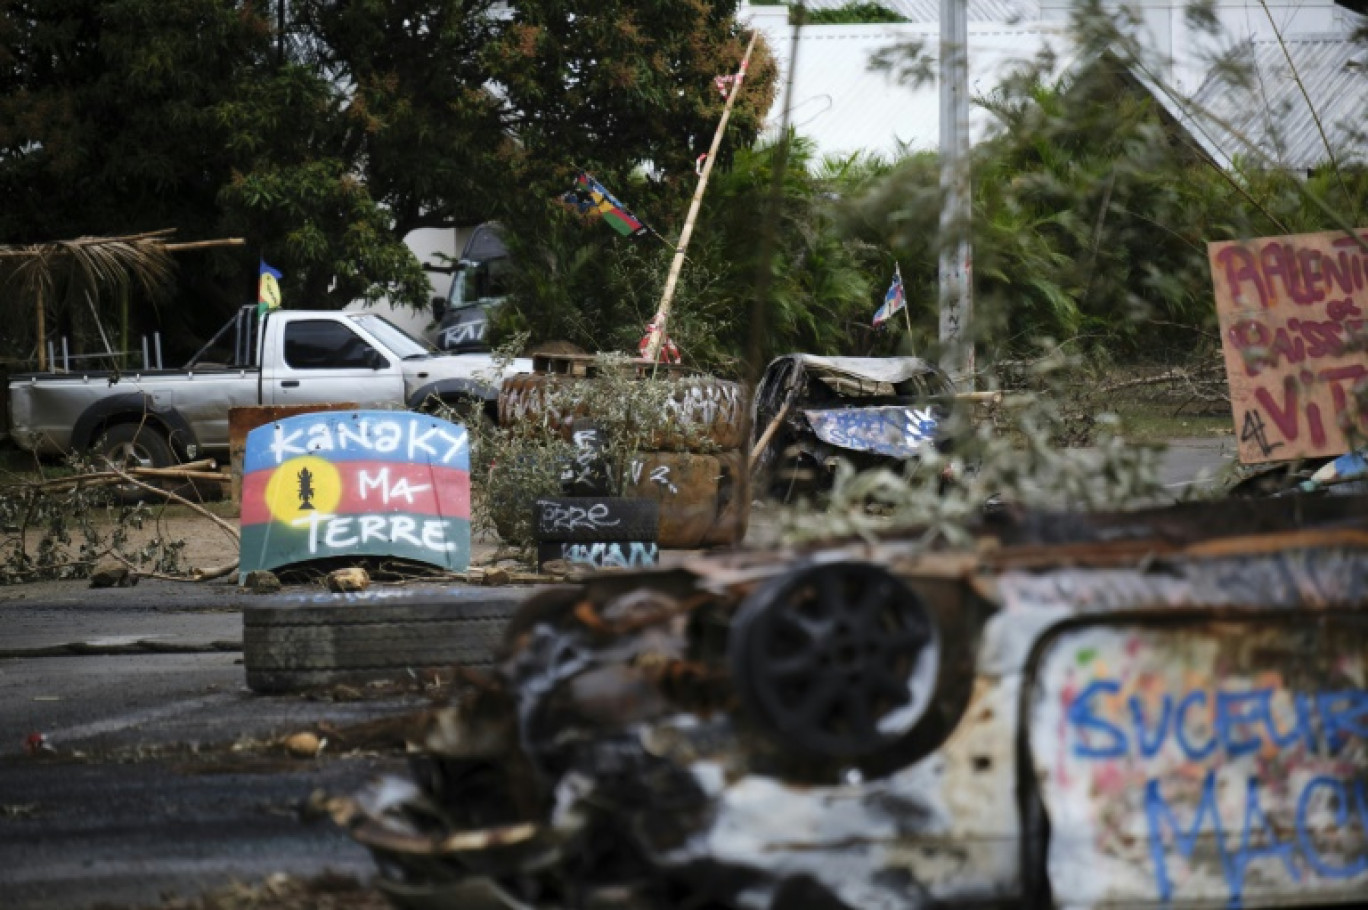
24,465,226,494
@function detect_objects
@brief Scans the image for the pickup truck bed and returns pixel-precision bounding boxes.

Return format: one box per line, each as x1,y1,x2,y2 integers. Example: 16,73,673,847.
7,308,530,468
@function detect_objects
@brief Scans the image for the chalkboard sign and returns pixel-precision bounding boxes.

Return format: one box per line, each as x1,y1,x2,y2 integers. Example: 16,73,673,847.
239,410,470,580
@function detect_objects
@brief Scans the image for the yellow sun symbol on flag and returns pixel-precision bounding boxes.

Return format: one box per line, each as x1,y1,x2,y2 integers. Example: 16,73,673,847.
258,272,281,310
263,456,342,522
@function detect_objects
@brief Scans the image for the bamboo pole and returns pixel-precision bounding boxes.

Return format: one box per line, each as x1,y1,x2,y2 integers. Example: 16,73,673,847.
643,31,759,364
35,284,47,371
0,233,244,258
748,396,794,473
163,239,246,252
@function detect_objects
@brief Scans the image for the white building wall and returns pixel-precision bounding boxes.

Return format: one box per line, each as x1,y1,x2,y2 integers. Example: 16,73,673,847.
746,5,1075,157
349,226,465,340
745,0,1358,159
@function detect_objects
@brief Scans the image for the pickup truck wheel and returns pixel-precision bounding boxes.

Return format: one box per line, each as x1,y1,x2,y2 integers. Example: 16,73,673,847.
94,423,181,503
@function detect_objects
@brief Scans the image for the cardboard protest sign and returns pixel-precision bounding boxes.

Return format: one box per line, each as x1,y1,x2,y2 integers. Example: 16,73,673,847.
239,410,470,579
1209,229,1368,464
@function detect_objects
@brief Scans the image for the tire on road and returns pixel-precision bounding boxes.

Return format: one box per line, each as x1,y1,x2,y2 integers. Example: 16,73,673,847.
242,592,524,693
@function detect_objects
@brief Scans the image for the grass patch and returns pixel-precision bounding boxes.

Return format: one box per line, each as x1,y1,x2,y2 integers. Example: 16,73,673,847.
1111,399,1232,443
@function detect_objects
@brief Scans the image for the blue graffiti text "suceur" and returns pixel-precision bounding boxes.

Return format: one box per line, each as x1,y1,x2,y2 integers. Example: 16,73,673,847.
1067,680,1368,906
1067,679,1368,762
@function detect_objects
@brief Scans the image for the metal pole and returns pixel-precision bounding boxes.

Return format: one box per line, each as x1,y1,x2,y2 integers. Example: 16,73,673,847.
938,0,974,388
644,30,759,364
235,309,245,366
36,289,47,371
277,0,286,66
85,290,116,361
154,332,163,369
142,336,150,370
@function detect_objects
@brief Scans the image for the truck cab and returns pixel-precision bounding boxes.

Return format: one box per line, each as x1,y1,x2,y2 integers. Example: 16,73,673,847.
432,222,511,354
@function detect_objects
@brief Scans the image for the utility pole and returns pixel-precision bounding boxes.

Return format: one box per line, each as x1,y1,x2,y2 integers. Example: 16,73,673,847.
938,0,974,388
277,0,286,67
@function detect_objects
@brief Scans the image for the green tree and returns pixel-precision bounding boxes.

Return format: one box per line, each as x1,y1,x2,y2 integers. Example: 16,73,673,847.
0,0,774,361
848,60,1368,362
492,133,891,376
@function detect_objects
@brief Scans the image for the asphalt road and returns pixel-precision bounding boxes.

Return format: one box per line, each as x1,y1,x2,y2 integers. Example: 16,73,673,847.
0,753,397,909
0,578,521,910
0,435,1238,909
1152,435,1238,497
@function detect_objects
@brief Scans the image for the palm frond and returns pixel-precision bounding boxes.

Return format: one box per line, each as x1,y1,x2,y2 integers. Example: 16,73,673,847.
1,232,180,365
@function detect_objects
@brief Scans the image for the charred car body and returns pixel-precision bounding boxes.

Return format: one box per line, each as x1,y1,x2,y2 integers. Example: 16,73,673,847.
333,494,1368,909
750,355,956,500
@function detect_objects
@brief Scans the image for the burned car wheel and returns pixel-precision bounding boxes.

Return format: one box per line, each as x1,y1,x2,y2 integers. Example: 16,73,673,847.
729,561,940,777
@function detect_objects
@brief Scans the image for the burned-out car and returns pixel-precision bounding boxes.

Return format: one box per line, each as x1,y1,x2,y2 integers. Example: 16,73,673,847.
750,355,956,500
333,494,1368,909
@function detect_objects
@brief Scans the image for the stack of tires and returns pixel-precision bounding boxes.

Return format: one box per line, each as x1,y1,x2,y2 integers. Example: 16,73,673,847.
532,496,660,573
499,372,750,550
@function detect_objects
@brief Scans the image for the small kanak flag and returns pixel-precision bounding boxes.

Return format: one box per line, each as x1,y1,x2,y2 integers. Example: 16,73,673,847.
638,317,681,364
257,260,283,315
873,265,905,327
563,172,649,238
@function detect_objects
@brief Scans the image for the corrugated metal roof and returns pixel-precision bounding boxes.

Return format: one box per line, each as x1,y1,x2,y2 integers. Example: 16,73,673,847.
1180,35,1368,170
775,0,1041,23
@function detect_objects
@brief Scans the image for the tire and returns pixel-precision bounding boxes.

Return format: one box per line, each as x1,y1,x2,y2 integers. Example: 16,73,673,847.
660,376,746,450
620,452,737,549
560,421,611,496
416,394,494,441
532,496,660,543
728,562,941,778
242,591,525,693
699,450,749,548
93,422,182,504
536,540,660,572
498,373,745,451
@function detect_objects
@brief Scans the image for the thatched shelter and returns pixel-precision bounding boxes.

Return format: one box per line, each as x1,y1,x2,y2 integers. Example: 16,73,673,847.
1,230,242,371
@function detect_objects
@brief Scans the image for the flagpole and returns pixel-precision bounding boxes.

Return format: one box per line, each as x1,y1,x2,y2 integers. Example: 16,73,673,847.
898,264,913,338
644,30,759,364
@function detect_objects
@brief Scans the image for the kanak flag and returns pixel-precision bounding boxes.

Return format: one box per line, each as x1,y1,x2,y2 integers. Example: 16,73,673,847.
239,410,471,579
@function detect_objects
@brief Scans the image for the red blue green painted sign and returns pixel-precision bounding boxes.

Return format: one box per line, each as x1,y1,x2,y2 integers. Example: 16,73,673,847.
239,410,470,580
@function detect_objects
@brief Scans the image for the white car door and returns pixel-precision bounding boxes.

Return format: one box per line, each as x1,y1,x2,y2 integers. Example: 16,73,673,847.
264,317,405,409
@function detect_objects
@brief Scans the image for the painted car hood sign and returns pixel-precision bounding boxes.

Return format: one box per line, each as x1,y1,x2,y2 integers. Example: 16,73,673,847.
239,410,470,580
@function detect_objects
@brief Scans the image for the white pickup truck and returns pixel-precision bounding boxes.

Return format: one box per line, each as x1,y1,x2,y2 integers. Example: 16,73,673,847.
6,307,529,471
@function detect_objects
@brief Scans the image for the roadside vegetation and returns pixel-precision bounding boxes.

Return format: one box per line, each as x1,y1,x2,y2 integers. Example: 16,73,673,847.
0,0,776,362
0,455,195,584
1,0,1365,574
